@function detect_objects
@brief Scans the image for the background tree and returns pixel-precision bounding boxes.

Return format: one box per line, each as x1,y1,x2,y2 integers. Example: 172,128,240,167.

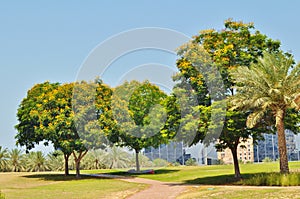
81,149,107,170
230,51,300,173
0,146,8,171
103,80,171,172
175,19,281,178
47,151,65,171
105,146,131,169
25,151,48,172
8,148,25,172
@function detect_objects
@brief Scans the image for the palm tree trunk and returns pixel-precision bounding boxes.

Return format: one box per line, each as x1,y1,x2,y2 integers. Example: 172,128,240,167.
276,109,289,173
135,149,140,172
230,144,241,179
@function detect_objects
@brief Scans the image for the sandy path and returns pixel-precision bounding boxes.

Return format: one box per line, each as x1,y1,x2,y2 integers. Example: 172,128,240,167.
87,174,188,199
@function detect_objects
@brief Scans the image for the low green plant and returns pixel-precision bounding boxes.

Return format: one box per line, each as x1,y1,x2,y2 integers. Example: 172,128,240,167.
262,157,273,163
153,158,169,167
242,172,300,186
185,158,197,166
0,191,5,199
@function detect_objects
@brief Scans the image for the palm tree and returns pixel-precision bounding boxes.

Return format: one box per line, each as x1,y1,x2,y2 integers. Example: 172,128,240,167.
105,146,130,169
8,149,25,172
0,146,8,171
25,151,48,172
230,51,300,173
81,149,107,170
47,151,64,171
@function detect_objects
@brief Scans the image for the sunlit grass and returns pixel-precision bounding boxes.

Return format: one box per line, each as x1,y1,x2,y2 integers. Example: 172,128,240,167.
0,172,146,199
85,161,300,185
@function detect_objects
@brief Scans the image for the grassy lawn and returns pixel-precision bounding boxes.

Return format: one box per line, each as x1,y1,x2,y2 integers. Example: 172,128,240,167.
86,161,300,184
0,172,146,199
177,186,300,199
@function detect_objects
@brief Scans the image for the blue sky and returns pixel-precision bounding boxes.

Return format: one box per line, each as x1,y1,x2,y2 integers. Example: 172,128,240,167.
1,1,300,150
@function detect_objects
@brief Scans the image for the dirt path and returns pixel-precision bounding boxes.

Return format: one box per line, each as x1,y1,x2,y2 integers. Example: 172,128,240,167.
88,174,188,199
124,177,187,199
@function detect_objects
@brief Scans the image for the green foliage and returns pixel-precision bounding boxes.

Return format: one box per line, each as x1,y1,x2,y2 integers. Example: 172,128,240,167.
153,158,169,167
15,79,113,177
102,80,173,171
175,19,282,178
25,151,48,172
231,51,300,173
262,157,273,163
0,191,5,199
105,146,131,169
46,151,65,171
0,146,8,171
8,148,25,172
185,158,197,166
81,149,107,170
243,172,300,186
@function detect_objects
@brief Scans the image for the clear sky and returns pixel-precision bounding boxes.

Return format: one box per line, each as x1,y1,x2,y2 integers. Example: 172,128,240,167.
1,0,300,150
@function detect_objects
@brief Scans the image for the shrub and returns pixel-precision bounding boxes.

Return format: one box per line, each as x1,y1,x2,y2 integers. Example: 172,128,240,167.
0,191,5,199
172,162,181,166
216,159,225,165
185,158,197,166
262,157,273,163
153,158,169,167
242,172,300,186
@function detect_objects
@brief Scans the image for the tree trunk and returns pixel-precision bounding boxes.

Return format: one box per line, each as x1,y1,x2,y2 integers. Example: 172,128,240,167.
64,153,70,176
276,109,289,173
75,160,81,178
73,150,88,178
135,149,140,172
230,145,241,179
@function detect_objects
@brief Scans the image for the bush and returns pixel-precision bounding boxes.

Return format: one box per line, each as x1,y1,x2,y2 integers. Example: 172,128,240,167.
262,157,273,163
0,191,5,199
216,159,225,165
172,162,181,166
153,158,169,167
242,172,300,186
185,158,197,166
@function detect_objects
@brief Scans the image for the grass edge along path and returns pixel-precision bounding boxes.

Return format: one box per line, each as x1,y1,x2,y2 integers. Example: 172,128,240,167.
0,172,147,199
177,185,300,199
87,161,300,186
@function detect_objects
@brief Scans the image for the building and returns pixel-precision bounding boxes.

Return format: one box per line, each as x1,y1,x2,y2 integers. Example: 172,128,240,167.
144,141,218,165
217,137,254,164
254,130,300,162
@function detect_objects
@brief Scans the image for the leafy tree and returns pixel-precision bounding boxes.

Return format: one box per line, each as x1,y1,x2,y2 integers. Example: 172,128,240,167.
8,149,25,172
103,80,172,171
175,19,281,178
15,82,59,151
72,80,112,177
0,146,8,171
16,79,111,177
230,51,300,173
25,151,48,172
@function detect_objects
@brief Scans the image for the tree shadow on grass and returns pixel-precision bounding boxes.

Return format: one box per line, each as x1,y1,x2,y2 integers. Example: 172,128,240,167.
23,173,103,181
101,169,180,177
183,173,257,185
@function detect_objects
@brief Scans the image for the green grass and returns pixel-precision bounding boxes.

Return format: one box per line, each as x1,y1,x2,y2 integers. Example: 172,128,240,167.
0,172,146,199
177,186,300,199
86,161,300,185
